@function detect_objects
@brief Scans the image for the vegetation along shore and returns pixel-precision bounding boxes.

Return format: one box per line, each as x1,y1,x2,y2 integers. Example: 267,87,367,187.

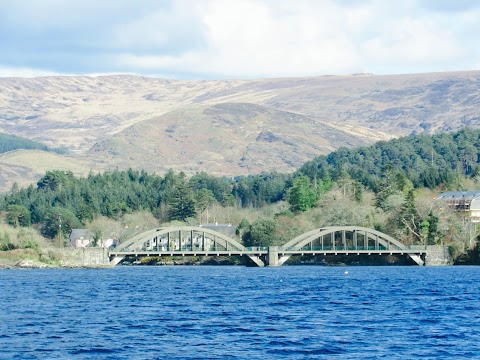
1,128,480,267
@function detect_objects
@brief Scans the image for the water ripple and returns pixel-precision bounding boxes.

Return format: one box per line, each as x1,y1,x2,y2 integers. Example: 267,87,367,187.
2,266,480,359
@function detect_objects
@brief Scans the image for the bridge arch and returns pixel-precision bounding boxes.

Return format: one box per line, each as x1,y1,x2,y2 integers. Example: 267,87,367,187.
117,226,246,253
282,226,404,251
279,226,423,265
110,226,266,266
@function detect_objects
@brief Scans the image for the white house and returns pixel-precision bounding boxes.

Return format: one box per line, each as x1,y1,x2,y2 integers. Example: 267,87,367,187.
68,229,119,248
68,229,92,248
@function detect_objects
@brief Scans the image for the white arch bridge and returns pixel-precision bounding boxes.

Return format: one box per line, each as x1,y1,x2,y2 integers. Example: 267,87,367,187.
109,226,426,266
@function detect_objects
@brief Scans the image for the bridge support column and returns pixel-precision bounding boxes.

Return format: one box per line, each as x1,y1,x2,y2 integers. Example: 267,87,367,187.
278,254,292,266
110,256,125,266
268,246,279,266
409,254,425,266
245,255,265,267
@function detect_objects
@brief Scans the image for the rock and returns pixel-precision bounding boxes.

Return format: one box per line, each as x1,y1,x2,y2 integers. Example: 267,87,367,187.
15,259,50,269
0,264,15,269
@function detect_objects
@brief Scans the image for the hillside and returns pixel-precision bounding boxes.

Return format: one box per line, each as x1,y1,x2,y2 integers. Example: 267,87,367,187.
0,133,54,154
0,150,103,191
89,103,390,175
297,128,480,190
0,71,479,190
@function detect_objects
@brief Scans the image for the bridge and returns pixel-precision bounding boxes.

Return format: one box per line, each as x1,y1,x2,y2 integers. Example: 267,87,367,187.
109,226,426,266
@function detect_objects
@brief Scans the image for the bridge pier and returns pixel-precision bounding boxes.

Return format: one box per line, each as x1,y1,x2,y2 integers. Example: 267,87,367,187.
245,255,265,267
267,246,292,266
278,254,292,266
409,254,424,266
110,256,125,266
267,246,279,266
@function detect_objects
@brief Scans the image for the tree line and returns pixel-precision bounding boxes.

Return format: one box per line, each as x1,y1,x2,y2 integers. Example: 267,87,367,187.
1,169,291,239
0,133,66,154
297,128,480,191
1,128,480,251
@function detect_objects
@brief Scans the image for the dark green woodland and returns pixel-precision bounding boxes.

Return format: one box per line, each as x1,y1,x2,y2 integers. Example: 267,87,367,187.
1,128,480,253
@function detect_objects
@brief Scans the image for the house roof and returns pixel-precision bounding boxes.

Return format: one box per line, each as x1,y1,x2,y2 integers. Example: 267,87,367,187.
69,229,92,241
199,224,236,236
437,191,480,201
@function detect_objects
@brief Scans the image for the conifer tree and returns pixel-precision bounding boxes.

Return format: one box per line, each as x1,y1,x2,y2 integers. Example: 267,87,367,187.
6,205,31,228
168,178,196,221
287,176,316,212
399,189,420,242
376,166,402,210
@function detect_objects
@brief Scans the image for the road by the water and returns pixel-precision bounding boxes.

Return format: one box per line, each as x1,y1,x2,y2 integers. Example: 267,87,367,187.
1,266,480,359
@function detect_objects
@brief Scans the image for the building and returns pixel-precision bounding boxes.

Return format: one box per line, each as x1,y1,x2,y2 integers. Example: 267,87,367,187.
436,191,480,223
68,229,119,248
97,238,119,248
69,229,92,248
199,223,236,237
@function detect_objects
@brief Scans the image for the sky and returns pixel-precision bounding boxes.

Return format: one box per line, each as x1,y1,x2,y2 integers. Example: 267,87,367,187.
0,0,479,79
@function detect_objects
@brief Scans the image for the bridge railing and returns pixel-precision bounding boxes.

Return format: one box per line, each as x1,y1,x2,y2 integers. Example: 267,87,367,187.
245,247,268,251
404,245,428,251
113,244,248,253
284,245,427,251
284,245,385,251
114,245,427,253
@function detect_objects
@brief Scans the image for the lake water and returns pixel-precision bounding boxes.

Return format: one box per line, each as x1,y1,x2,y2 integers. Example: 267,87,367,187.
1,266,480,359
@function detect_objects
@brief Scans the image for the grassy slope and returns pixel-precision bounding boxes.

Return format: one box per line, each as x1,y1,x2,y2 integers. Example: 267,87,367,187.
0,150,105,192
88,103,394,176
1,71,479,193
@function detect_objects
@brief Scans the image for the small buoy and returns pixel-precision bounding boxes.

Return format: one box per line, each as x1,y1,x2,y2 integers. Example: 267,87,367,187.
344,271,349,275
280,279,283,282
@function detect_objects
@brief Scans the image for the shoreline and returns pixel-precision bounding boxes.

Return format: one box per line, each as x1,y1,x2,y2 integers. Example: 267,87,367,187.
1,249,475,268
0,259,113,270
1,261,472,270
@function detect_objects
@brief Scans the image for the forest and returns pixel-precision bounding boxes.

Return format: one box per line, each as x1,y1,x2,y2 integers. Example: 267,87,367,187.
0,133,65,154
1,128,480,260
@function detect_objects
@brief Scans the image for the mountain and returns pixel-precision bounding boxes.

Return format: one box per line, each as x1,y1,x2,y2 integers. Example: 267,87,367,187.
89,102,390,175
0,150,100,192
0,71,479,191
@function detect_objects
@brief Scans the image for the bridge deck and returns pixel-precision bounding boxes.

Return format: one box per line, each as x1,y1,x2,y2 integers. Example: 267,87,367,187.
280,249,426,255
109,249,426,257
109,250,267,257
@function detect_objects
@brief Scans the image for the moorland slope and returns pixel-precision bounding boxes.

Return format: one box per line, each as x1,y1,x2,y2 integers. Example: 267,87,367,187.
0,71,479,190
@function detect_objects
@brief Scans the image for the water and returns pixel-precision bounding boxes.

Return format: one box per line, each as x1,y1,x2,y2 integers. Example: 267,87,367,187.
1,266,480,359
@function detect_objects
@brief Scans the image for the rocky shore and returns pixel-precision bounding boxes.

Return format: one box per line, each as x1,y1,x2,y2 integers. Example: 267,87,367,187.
0,259,113,270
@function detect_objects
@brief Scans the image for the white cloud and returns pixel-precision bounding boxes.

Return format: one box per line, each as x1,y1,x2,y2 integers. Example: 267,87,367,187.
109,1,206,53
200,0,361,76
115,0,480,78
0,0,479,78
361,17,464,71
0,66,62,78
118,0,364,78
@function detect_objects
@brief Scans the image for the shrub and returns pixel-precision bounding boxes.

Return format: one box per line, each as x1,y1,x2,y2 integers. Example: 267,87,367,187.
140,256,161,265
